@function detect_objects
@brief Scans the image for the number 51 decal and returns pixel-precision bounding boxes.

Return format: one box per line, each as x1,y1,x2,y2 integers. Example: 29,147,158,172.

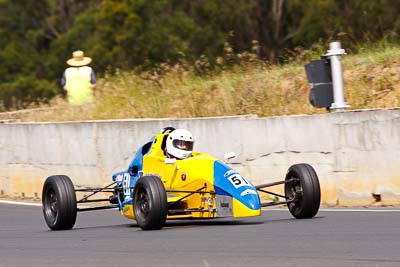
227,174,250,189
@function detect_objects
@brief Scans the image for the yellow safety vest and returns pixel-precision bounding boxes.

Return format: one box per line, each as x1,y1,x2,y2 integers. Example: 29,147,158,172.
65,66,94,105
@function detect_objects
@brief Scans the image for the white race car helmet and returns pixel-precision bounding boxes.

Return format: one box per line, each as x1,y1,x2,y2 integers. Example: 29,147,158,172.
166,129,194,159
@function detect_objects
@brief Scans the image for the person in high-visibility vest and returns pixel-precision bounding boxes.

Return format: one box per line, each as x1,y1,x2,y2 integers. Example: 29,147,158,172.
60,50,96,105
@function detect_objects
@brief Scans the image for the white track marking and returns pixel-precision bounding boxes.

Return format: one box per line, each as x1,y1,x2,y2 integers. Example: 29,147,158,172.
263,208,400,212
0,199,119,211
1,199,399,212
0,200,41,207
320,208,400,212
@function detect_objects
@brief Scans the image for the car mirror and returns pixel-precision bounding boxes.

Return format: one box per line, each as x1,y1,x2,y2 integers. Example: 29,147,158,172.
164,158,176,164
224,152,236,160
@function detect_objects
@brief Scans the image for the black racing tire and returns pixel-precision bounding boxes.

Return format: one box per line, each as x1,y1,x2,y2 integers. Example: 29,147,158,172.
133,175,167,230
42,175,77,230
284,164,320,219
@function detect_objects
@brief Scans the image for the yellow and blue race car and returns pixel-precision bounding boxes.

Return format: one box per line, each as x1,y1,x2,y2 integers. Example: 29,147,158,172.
42,127,321,230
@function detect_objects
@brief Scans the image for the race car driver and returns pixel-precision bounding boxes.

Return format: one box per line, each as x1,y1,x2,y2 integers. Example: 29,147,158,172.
165,129,194,160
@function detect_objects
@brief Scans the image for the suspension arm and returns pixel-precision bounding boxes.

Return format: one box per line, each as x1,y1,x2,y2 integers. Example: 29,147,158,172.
255,178,297,189
76,182,117,203
167,185,210,207
260,200,292,207
256,189,286,199
75,189,115,193
77,198,111,203
77,204,119,212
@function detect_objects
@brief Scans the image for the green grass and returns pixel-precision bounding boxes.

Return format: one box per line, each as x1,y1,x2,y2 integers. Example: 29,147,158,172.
2,43,400,122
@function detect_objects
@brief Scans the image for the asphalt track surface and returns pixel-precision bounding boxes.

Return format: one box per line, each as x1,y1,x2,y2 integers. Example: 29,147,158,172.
1,203,400,267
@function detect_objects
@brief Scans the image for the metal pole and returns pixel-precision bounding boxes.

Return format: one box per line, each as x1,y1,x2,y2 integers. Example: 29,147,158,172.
324,41,349,112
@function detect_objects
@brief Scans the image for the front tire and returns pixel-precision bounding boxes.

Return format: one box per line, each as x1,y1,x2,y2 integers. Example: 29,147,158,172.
133,176,167,230
284,164,320,219
42,175,77,230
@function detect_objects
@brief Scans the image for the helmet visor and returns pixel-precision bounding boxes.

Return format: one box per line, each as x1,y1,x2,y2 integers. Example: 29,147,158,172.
173,140,193,151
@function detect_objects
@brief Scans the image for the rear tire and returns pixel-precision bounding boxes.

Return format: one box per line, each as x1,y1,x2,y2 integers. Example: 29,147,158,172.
133,175,167,230
284,164,320,219
42,175,77,230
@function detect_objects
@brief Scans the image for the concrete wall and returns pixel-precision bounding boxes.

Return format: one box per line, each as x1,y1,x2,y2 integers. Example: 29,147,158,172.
1,108,400,206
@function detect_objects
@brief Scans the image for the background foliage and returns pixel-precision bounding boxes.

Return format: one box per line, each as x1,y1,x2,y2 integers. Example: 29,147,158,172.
1,0,400,111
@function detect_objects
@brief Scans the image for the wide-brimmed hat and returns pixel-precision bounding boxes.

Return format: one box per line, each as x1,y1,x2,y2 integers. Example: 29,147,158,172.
66,50,92,67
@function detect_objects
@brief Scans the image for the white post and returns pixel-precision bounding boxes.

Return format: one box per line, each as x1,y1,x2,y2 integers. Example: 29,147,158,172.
324,41,349,112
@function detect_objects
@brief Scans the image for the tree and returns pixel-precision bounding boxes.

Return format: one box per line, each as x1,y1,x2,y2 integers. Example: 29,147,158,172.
0,0,58,110
1,0,400,111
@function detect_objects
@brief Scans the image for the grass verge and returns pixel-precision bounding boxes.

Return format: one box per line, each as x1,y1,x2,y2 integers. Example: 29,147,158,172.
1,43,400,122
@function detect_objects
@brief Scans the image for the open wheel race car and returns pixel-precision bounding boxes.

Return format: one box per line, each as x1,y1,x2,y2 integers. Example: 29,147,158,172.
42,127,321,231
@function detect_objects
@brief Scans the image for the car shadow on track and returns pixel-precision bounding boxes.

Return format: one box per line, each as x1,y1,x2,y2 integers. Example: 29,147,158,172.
166,219,264,228
52,216,323,232
122,218,264,230
126,216,323,230
261,216,324,224
127,216,323,230
43,223,132,232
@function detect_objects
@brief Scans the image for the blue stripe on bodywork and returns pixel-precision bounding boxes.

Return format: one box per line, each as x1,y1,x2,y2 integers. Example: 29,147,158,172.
112,138,154,208
213,160,260,210
128,139,153,175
